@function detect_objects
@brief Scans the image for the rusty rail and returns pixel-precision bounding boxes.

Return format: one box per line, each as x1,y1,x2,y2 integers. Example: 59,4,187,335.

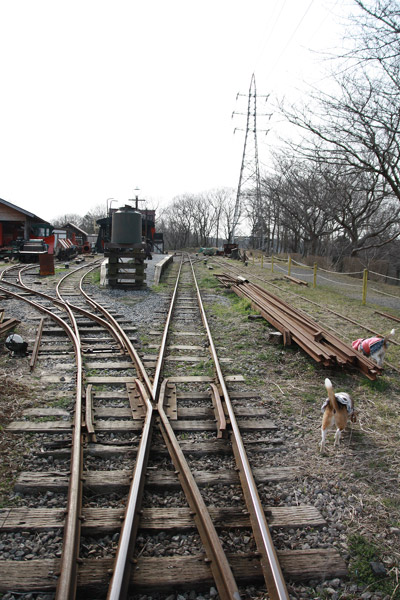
216,273,381,380
0,283,84,600
29,317,44,371
190,260,289,600
107,379,155,600
157,379,241,600
106,255,242,599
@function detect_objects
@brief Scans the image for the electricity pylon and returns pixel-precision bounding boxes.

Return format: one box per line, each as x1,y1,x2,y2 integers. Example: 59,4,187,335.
230,73,270,245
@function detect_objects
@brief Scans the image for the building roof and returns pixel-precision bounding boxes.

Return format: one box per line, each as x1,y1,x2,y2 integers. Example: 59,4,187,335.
0,197,49,223
62,222,88,236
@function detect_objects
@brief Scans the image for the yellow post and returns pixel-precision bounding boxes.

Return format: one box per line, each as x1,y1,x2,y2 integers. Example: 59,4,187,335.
288,255,291,276
362,269,368,305
313,263,317,288
271,255,274,273
261,254,263,269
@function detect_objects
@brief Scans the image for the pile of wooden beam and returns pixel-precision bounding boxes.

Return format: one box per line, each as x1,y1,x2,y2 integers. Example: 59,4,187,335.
216,273,381,380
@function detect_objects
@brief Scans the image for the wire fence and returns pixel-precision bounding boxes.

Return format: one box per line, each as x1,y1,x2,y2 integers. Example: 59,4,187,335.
249,253,400,307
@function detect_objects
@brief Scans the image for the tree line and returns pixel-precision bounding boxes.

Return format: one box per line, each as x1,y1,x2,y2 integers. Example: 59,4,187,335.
157,1,400,268
53,1,400,269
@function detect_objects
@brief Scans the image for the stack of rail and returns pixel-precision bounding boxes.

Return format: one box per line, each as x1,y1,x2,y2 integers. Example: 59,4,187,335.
216,273,381,380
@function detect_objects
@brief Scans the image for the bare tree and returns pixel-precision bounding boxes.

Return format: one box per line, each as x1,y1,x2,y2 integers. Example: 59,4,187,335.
160,195,197,250
220,191,243,243
206,188,235,247
282,0,400,204
81,204,108,233
51,213,83,228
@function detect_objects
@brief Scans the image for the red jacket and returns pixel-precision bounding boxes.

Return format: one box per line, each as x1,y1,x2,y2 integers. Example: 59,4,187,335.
352,337,383,356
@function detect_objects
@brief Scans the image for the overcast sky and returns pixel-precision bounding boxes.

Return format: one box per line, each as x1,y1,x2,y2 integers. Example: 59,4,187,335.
0,0,353,221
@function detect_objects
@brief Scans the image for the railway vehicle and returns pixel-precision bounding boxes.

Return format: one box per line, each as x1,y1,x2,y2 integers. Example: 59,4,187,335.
95,207,163,254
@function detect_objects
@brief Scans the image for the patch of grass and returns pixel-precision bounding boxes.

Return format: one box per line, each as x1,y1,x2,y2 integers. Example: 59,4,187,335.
352,471,363,479
85,270,100,284
382,497,400,511
302,391,318,404
50,397,71,409
199,274,219,289
152,283,168,293
189,360,215,377
281,401,294,415
85,368,101,377
361,377,390,392
348,534,400,598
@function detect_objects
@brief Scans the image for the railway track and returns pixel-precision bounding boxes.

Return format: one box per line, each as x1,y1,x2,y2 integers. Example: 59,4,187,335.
0,255,347,599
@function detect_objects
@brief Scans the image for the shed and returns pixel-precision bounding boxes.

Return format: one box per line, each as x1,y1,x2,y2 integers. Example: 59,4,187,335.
0,197,51,247
62,223,88,246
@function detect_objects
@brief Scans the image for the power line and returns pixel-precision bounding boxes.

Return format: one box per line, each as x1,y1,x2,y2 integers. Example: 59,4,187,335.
267,0,316,77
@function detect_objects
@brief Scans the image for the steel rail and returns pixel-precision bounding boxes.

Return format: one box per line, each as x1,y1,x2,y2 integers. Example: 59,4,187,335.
66,264,157,600
157,379,241,600
214,259,400,347
79,264,153,394
2,261,156,599
218,273,380,379
29,317,44,371
107,379,155,600
109,255,241,599
152,254,184,398
3,264,127,349
189,257,289,600
0,283,84,600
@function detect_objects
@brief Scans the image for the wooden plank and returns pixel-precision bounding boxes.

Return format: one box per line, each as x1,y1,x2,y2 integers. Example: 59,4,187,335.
7,421,72,433
15,465,297,493
7,417,274,434
168,375,245,382
84,361,134,369
82,438,282,458
168,345,204,350
23,408,70,417
170,331,205,336
0,505,325,533
165,355,209,362
43,326,136,334
0,550,347,592
177,406,270,418
176,391,261,400
86,376,136,384
0,317,20,336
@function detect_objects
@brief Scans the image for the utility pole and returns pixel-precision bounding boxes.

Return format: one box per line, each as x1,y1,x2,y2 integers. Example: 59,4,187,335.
231,73,270,245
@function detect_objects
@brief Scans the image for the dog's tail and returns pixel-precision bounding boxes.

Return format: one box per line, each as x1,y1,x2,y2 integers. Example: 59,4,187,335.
383,328,396,347
325,378,340,412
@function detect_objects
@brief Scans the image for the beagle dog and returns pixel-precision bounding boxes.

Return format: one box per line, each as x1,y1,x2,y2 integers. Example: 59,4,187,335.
320,378,356,452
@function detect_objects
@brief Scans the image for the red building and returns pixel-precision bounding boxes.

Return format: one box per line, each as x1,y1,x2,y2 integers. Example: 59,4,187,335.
0,197,53,251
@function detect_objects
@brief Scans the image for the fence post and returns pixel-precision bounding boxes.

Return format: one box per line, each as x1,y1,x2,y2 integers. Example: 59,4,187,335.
288,255,291,276
261,254,263,269
362,269,368,305
271,255,274,273
313,263,317,288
